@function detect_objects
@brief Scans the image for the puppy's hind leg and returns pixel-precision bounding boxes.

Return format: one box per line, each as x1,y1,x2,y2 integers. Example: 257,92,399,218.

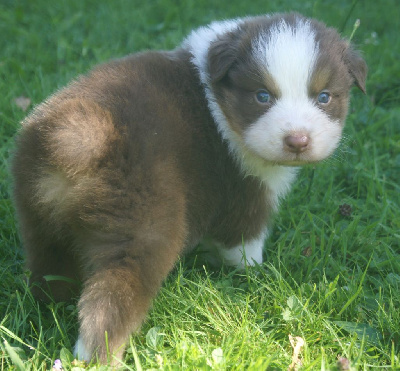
74,214,187,364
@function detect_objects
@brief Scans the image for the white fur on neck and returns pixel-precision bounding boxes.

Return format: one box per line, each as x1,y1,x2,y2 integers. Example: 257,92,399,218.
182,18,244,154
182,18,242,85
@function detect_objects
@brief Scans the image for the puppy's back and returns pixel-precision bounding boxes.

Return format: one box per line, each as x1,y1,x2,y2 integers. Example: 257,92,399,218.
12,51,207,297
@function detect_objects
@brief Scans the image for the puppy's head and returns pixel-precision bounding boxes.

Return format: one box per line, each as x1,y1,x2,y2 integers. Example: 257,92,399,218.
186,13,367,169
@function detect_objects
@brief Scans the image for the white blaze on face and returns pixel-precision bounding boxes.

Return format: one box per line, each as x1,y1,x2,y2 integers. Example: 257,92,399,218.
245,19,343,164
256,19,318,98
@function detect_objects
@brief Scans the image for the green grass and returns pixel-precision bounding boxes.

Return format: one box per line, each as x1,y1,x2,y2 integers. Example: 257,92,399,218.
1,0,399,369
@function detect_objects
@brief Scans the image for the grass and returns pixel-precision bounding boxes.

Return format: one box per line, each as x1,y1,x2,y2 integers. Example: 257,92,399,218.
1,0,399,369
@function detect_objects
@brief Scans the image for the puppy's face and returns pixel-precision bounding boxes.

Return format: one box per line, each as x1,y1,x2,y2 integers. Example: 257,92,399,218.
205,15,367,167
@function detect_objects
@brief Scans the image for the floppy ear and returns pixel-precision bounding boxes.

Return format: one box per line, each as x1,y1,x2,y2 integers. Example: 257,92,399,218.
207,31,240,82
344,46,368,94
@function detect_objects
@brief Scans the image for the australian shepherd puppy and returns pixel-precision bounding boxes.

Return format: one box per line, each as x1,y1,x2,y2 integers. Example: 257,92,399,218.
12,13,366,364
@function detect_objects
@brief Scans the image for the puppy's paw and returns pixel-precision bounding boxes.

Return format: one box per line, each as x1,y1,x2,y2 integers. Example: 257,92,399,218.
216,235,265,269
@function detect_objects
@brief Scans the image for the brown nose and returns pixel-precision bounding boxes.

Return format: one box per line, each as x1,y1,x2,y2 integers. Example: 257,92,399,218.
284,133,310,153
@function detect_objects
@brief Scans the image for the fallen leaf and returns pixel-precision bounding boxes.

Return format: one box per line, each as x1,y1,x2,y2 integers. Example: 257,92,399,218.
14,96,31,111
288,334,305,371
302,246,312,257
212,348,224,364
337,356,351,370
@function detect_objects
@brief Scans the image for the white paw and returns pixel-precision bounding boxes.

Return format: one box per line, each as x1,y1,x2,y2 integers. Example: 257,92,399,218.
74,335,92,362
217,231,267,268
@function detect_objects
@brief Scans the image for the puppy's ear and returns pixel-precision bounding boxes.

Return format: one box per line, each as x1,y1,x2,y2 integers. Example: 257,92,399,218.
344,46,368,94
207,31,240,82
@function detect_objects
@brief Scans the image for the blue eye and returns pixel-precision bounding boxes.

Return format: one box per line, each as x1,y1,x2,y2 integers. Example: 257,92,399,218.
317,91,331,104
256,90,271,104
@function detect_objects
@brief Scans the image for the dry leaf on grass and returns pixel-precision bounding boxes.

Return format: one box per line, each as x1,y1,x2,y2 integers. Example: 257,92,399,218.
14,96,31,111
337,356,351,370
288,334,305,371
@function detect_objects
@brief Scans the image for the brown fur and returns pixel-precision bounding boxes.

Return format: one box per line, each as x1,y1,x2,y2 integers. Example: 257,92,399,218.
11,14,367,364
12,49,269,361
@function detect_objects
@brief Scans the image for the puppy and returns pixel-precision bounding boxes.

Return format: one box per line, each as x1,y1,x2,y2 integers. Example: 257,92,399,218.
12,13,366,364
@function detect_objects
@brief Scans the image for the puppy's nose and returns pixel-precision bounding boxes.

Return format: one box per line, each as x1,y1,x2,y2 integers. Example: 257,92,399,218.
284,133,310,153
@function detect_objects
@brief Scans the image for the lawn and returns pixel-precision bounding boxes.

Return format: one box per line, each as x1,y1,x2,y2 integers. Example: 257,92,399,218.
1,0,399,369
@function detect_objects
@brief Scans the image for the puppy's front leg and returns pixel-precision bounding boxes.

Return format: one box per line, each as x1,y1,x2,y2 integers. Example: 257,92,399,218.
74,234,185,364
216,229,268,268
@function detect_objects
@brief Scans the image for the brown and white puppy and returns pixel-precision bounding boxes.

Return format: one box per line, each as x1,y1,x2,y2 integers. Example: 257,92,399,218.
12,13,366,364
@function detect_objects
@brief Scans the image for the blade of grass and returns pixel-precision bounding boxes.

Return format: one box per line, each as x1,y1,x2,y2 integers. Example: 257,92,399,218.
338,256,372,316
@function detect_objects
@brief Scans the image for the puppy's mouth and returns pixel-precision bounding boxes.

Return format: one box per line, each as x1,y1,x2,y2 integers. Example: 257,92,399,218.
261,138,337,167
278,160,312,166
277,151,324,166
271,157,322,167
259,149,334,166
